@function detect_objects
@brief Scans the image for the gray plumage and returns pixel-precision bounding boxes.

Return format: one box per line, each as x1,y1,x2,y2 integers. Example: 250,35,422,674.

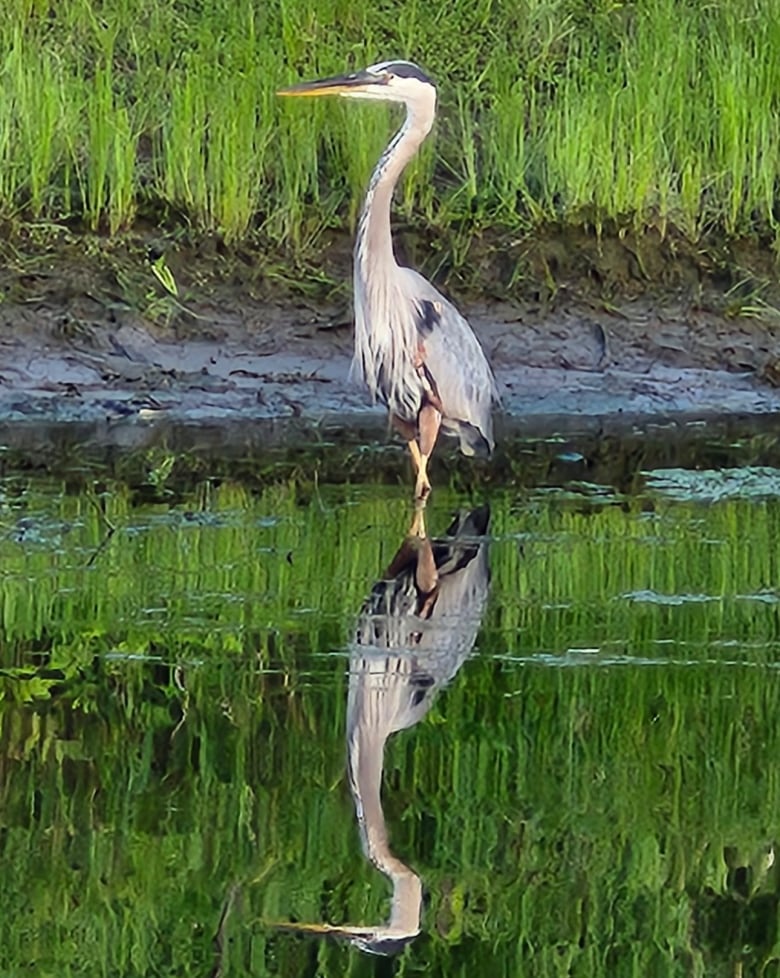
345,505,490,953
350,62,498,456
266,505,490,956
278,61,499,478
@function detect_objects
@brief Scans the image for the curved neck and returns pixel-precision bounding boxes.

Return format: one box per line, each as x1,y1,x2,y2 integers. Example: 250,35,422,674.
354,95,436,277
347,723,422,937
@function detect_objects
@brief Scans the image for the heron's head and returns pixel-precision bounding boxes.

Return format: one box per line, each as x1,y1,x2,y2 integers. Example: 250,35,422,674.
278,60,436,111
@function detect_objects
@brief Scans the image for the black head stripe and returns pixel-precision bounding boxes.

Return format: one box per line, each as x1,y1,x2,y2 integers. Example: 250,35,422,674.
370,60,434,86
390,62,433,84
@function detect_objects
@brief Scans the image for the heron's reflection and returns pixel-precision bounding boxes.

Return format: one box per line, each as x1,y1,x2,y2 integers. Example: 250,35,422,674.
276,502,490,955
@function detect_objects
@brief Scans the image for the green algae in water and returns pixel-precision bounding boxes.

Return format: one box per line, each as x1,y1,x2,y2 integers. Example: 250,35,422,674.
0,444,779,976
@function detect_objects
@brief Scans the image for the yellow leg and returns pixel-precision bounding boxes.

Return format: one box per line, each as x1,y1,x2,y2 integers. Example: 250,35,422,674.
408,437,432,499
414,457,430,501
408,438,422,475
408,498,428,538
414,405,441,500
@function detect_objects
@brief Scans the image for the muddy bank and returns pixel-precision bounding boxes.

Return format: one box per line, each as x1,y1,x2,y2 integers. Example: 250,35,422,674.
1,229,780,435
2,292,780,430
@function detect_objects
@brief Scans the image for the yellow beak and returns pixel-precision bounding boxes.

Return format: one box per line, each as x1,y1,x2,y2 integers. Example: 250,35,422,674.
277,69,382,98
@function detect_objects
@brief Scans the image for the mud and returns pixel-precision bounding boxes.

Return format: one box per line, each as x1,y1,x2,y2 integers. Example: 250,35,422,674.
2,230,780,437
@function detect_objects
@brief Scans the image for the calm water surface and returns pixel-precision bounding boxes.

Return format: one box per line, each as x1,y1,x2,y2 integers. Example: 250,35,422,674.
1,420,780,977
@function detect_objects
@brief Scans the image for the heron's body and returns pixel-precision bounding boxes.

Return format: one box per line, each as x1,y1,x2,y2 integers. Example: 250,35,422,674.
279,60,498,495
270,505,490,955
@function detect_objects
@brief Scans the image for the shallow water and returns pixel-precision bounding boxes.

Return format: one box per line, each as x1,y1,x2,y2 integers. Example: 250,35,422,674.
2,420,780,977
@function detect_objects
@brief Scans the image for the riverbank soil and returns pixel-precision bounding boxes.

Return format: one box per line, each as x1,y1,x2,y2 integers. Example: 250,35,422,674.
1,226,780,425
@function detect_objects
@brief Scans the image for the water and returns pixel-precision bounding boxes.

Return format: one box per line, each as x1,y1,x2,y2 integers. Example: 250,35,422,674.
2,419,780,977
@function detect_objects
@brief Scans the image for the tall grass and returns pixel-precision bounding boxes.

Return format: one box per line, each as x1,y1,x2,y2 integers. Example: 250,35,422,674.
0,0,779,257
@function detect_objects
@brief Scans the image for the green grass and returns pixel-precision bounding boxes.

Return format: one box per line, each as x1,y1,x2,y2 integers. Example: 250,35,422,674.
1,0,780,267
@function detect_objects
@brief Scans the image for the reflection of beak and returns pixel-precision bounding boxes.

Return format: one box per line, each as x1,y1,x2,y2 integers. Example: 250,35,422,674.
270,921,356,935
277,70,384,98
268,921,418,956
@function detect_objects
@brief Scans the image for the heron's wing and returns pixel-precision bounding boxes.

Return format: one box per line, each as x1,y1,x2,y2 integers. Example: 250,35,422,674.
410,531,490,672
349,506,491,726
400,268,498,455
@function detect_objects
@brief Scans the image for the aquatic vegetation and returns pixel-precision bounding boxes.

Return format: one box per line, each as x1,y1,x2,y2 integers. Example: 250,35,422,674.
1,432,780,974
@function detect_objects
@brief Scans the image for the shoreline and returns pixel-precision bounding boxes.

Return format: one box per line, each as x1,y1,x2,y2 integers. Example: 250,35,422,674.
2,293,779,429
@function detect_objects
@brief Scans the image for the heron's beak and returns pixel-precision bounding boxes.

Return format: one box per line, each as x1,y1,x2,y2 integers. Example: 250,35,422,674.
268,920,378,939
277,70,384,98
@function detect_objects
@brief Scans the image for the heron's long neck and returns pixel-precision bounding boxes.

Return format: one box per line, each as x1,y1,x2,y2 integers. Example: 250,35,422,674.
348,723,422,919
355,103,434,278
347,722,422,939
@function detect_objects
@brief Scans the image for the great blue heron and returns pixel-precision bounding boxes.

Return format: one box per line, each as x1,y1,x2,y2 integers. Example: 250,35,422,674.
278,61,498,499
270,504,491,954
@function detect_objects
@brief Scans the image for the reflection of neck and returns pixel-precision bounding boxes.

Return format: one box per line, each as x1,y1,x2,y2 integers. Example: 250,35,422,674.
348,725,422,938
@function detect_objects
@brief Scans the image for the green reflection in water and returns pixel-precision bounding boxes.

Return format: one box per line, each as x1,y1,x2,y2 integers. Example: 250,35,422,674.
1,455,779,977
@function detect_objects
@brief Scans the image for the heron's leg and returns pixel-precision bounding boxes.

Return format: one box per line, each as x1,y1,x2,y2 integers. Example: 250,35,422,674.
391,413,417,442
415,535,439,594
408,497,427,538
390,413,423,479
407,438,422,476
406,498,438,595
414,405,441,500
415,542,438,596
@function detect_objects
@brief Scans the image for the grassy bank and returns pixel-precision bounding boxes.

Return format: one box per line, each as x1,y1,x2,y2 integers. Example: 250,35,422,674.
1,0,779,281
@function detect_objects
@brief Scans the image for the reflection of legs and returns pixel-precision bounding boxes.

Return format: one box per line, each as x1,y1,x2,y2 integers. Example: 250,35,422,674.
414,405,441,501
415,535,438,596
408,497,427,538
407,498,438,596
